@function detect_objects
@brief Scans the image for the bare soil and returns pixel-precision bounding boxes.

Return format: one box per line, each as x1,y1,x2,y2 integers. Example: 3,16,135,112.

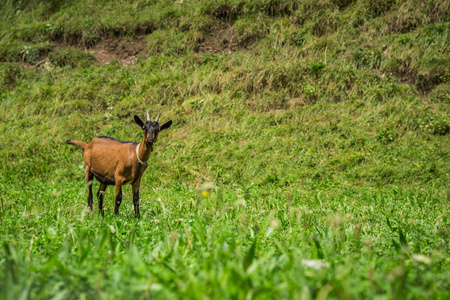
30,23,247,68
199,24,241,54
52,35,149,66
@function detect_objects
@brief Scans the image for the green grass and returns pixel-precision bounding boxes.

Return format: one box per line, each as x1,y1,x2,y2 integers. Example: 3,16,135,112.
1,181,448,299
0,0,449,299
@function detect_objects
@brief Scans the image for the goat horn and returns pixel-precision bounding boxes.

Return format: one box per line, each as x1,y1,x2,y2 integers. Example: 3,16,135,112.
155,113,161,123
146,111,150,121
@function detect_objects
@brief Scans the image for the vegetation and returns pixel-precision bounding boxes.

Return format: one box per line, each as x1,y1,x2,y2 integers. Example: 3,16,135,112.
1,0,449,299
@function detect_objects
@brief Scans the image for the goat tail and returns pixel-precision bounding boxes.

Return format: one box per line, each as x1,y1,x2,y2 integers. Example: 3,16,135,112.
66,139,88,150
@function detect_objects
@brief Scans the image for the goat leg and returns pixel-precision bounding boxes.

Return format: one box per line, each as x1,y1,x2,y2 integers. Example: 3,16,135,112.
86,167,94,212
132,180,141,219
97,183,107,217
114,181,123,215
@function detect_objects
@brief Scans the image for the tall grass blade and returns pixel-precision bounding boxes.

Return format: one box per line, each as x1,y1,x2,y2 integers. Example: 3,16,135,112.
244,238,257,271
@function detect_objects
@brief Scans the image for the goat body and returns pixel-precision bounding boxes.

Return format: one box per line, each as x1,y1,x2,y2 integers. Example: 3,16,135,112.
68,137,146,185
67,113,172,218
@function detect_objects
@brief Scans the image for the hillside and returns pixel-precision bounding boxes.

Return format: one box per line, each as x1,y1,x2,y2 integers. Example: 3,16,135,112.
0,0,449,299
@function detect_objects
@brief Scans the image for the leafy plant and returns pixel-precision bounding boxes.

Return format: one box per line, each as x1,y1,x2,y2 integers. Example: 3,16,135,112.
309,61,326,76
418,112,450,135
377,128,396,143
20,45,40,64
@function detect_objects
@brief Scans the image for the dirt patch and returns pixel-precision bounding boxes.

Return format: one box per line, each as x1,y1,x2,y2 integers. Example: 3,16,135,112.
88,35,148,66
199,24,243,54
49,35,149,67
26,24,249,69
51,25,244,66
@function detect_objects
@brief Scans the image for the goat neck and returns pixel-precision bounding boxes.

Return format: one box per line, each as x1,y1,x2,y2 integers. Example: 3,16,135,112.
136,140,153,166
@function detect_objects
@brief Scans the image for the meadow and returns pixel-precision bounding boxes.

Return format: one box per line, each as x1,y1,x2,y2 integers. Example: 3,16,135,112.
0,0,449,299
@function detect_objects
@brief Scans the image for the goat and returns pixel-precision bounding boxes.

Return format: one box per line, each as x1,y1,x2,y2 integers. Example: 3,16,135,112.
66,112,172,218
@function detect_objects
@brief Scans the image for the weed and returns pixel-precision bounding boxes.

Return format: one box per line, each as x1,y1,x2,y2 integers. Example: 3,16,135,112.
417,112,450,135
376,128,396,144
20,45,40,64
308,61,326,77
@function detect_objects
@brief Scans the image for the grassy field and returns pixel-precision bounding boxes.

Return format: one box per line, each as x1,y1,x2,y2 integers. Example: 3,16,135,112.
0,0,449,299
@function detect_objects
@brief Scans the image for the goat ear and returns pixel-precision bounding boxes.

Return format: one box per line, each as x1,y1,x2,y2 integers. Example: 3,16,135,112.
160,120,172,131
134,115,145,128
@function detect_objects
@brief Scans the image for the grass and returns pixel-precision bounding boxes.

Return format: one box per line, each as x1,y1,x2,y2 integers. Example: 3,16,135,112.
1,181,448,299
0,0,449,299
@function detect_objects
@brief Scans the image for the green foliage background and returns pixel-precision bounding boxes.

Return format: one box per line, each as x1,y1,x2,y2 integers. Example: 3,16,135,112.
0,0,449,299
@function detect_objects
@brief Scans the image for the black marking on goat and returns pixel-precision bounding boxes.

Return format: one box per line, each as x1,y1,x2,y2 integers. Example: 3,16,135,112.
90,169,115,185
87,171,94,211
143,122,160,132
114,187,123,215
97,136,139,145
133,190,140,218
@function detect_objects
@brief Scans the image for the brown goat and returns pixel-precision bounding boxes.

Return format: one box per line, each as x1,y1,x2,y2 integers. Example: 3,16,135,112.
66,112,172,218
